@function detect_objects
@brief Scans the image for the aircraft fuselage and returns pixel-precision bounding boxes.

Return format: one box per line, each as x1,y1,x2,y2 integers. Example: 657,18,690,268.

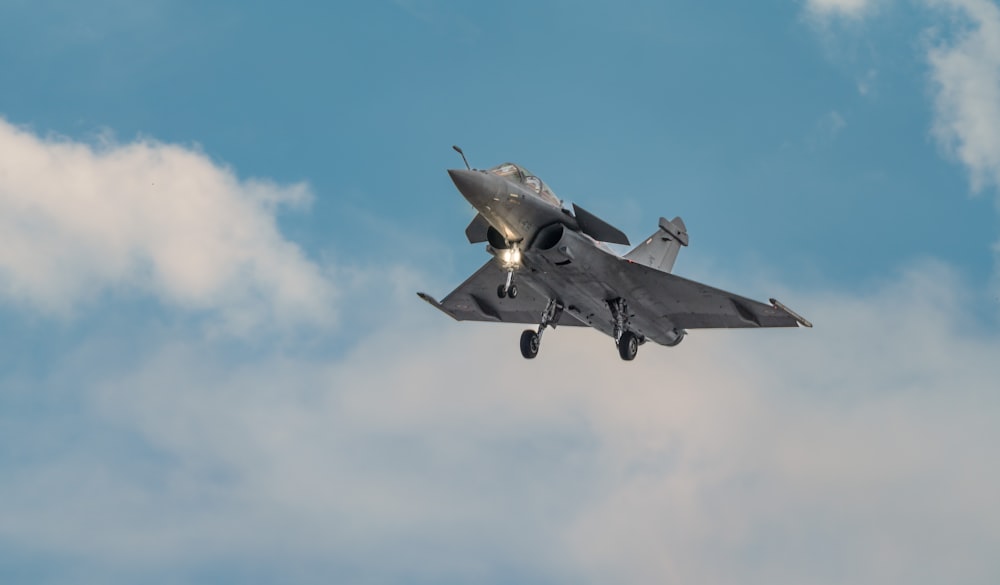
447,168,567,246
447,166,651,344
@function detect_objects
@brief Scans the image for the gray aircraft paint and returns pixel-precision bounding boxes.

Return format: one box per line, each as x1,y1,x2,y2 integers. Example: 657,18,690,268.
419,161,810,360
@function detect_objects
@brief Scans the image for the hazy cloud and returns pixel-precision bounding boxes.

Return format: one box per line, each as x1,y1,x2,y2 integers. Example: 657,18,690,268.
813,110,848,148
804,0,877,19
857,67,879,95
0,118,335,332
1,260,997,584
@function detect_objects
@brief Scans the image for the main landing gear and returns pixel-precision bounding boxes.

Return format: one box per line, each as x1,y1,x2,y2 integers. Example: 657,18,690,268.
520,299,562,359
610,298,641,361
618,330,639,361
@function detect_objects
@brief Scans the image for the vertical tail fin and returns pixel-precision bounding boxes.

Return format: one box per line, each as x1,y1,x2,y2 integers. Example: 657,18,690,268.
624,216,688,273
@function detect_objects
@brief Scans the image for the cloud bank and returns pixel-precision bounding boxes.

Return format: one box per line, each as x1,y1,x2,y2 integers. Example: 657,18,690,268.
0,118,335,332
1,256,998,584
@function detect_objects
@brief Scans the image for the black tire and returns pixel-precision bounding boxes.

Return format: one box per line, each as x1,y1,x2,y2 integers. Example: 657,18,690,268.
618,331,638,361
508,284,518,299
497,284,507,298
520,329,539,359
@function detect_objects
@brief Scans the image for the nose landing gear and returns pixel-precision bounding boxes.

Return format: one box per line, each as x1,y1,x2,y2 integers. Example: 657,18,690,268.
496,269,518,299
496,244,521,299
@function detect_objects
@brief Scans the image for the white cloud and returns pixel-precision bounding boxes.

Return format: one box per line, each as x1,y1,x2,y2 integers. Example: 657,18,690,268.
801,0,1000,194
805,0,877,19
926,0,1000,194
1,260,997,583
0,118,335,332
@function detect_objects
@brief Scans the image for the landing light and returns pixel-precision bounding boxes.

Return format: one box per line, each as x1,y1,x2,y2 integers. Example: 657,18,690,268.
502,248,522,267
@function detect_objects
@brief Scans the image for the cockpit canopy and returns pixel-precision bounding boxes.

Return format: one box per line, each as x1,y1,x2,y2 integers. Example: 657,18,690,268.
488,162,561,207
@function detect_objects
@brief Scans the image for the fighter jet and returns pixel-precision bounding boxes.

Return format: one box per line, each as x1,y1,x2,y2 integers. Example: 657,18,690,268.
418,147,811,361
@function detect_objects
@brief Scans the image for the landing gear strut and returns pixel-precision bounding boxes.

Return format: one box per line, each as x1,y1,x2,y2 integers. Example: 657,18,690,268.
496,268,518,299
609,298,640,361
520,299,562,359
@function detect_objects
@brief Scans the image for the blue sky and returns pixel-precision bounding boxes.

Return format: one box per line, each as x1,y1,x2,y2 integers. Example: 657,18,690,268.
3,1,995,286
1,1,999,584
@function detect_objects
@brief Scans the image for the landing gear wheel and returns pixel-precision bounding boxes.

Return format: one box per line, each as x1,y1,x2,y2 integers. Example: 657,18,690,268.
618,331,639,361
520,329,539,359
508,284,518,299
497,284,507,299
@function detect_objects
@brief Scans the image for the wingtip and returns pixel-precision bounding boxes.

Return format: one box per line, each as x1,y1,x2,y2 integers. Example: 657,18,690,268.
770,298,813,328
418,291,463,321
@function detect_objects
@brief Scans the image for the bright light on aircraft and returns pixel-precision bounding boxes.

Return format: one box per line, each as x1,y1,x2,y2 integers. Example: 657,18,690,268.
501,248,521,267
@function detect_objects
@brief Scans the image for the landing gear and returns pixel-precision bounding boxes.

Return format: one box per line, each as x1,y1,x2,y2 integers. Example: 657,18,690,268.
520,329,539,359
496,244,521,298
496,283,518,299
609,297,641,361
519,299,562,359
618,330,639,361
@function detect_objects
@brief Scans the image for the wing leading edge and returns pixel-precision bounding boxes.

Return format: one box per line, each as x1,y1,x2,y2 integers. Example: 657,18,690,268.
417,260,585,327
418,253,808,339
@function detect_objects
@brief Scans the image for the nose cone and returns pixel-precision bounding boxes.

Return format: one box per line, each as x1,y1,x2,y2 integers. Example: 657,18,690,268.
448,169,496,208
